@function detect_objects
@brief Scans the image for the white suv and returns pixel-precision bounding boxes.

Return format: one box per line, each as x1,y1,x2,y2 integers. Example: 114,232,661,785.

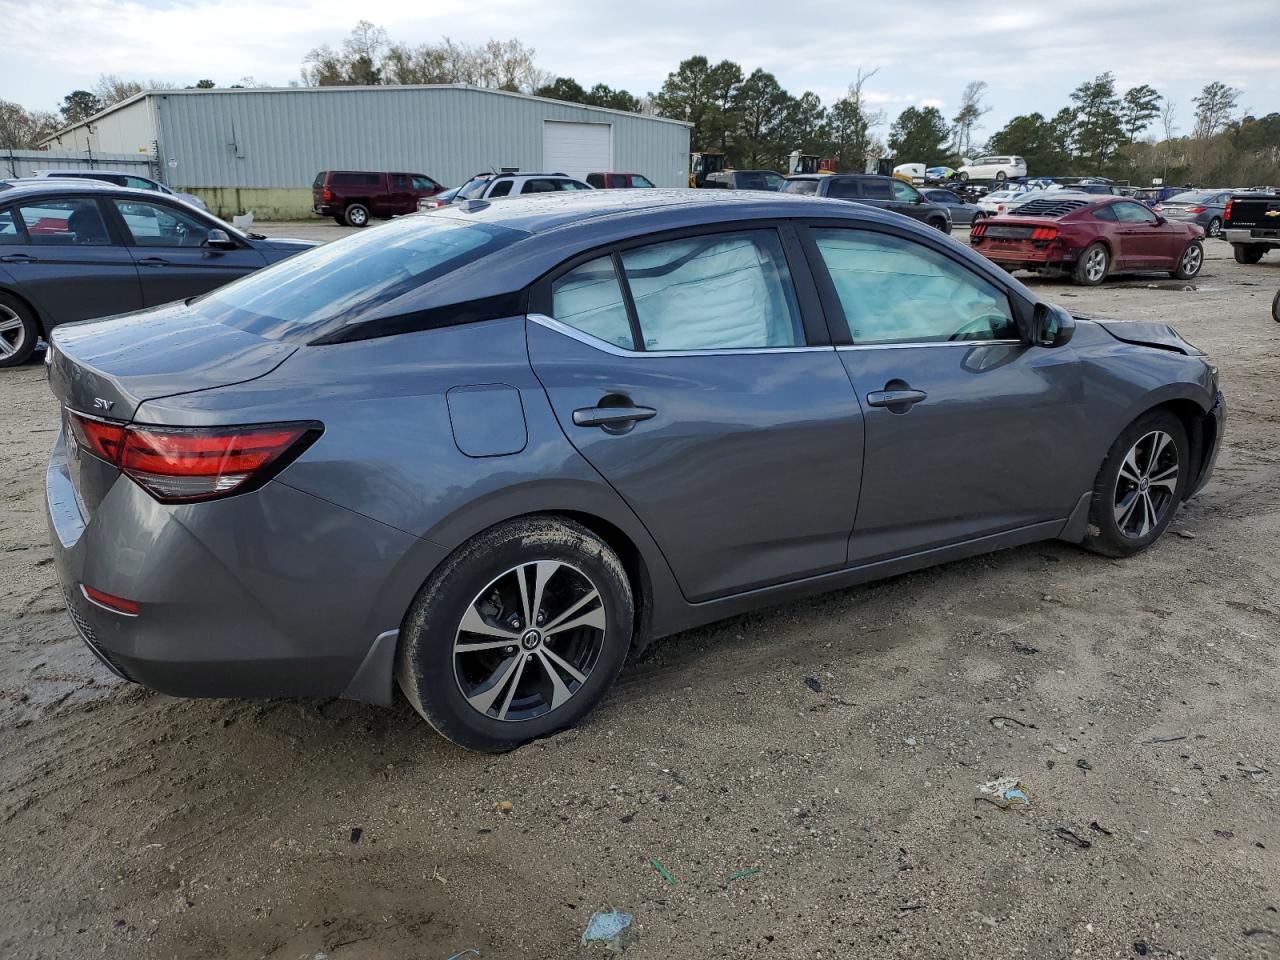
450,172,593,202
957,156,1027,184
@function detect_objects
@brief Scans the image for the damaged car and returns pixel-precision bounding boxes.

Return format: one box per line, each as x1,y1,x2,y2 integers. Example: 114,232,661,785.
46,189,1223,751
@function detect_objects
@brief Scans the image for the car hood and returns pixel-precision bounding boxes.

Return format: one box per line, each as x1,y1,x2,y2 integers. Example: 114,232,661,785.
251,237,318,253
48,301,297,421
1081,316,1204,356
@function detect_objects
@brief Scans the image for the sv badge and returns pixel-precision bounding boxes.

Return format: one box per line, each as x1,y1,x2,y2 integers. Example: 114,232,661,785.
92,397,114,412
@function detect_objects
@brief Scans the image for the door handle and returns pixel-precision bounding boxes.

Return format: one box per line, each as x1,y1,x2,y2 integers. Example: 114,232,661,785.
0,253,35,264
866,389,927,409
572,405,657,428
136,257,169,267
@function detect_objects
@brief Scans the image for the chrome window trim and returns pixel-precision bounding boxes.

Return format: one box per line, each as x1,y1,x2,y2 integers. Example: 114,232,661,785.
837,340,1023,351
527,313,834,358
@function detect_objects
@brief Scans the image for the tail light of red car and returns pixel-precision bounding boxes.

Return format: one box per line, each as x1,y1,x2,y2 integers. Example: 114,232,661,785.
322,187,333,203
69,413,322,503
971,222,988,238
1031,227,1058,242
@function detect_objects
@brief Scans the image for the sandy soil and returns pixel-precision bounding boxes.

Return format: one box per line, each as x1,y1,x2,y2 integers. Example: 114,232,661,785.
1,232,1277,960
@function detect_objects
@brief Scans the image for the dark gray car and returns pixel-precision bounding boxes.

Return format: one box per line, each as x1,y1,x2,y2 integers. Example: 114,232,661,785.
46,190,1224,752
783,174,953,232
1157,190,1232,239
0,180,314,366
922,187,985,226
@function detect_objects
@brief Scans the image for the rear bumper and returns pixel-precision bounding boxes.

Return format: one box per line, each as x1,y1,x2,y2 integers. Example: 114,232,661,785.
46,428,439,705
1224,227,1280,246
972,241,1074,272
314,204,334,216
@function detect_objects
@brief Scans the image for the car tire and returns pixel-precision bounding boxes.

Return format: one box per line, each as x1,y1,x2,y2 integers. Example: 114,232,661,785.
1272,290,1280,323
970,212,985,227
1073,242,1110,286
958,171,969,182
1233,244,1265,264
396,516,634,752
1082,409,1190,558
1206,217,1222,238
1170,241,1204,280
344,203,370,228
995,171,1006,183
0,293,39,368
927,217,948,232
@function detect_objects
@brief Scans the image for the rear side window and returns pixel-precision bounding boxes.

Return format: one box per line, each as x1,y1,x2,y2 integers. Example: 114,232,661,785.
0,208,24,244
551,256,635,349
193,217,523,339
391,174,410,188
123,176,157,190
826,179,859,199
812,228,1016,345
861,179,893,200
586,174,606,187
17,198,112,246
1093,205,1117,222
620,230,803,350
782,179,820,196
333,173,381,187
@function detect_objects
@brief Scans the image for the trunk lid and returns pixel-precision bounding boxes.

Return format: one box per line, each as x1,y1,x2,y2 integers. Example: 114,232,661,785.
1226,195,1280,229
49,301,296,422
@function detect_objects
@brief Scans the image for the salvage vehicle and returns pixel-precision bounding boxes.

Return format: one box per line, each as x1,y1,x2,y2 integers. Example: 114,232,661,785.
703,170,787,191
1223,192,1280,263
970,195,1205,285
312,170,446,227
46,189,1223,752
33,170,209,211
689,152,726,187
586,173,656,188
418,186,461,211
454,172,592,200
782,174,952,232
957,155,1027,183
0,179,313,367
1154,190,1232,238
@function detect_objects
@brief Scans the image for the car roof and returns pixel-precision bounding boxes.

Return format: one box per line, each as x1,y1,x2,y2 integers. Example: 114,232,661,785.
0,178,167,201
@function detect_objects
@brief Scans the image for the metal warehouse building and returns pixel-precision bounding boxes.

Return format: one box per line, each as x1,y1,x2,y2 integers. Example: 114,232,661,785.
42,86,692,220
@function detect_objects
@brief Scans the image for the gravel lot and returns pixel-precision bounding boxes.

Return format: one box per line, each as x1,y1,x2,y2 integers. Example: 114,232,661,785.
1,227,1277,960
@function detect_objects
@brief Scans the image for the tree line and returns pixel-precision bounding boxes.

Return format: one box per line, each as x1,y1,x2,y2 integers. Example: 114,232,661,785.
2,20,1275,187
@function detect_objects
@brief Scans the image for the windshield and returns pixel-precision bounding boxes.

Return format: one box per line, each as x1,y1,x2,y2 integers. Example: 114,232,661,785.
455,177,493,200
781,179,819,195
192,216,524,339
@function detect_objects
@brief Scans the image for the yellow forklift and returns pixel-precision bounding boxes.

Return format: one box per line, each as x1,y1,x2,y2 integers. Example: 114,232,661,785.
689,152,726,188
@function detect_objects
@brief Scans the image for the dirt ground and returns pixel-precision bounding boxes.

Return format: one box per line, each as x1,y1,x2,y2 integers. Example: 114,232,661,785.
1,229,1278,960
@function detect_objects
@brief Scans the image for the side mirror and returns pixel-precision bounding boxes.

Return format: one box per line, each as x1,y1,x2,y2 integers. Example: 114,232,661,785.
1030,301,1076,348
1153,215,1166,226
205,228,236,250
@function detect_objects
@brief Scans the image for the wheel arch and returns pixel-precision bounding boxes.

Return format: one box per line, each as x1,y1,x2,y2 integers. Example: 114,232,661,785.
0,285,48,338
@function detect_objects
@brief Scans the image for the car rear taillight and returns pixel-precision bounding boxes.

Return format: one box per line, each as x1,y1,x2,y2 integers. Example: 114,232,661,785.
1224,199,1233,222
971,222,987,239
1031,227,1058,241
69,412,321,503
1185,206,1206,214
81,584,140,617
322,187,333,202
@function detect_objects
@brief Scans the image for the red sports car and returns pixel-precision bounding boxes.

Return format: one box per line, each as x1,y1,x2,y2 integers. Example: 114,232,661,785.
969,194,1205,285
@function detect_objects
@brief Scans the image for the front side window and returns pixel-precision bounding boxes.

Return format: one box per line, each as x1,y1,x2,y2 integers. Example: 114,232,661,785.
782,178,819,195
0,208,24,245
123,176,158,190
620,230,804,350
1113,201,1158,224
631,175,655,188
411,176,438,191
891,180,921,202
551,256,635,350
113,199,209,247
486,179,514,198
17,198,111,246
812,228,1016,345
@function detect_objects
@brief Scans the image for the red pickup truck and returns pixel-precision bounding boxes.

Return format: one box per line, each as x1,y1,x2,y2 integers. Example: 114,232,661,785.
312,171,446,227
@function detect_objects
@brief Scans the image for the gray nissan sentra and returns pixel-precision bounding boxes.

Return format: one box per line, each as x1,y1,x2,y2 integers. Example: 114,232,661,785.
45,189,1224,752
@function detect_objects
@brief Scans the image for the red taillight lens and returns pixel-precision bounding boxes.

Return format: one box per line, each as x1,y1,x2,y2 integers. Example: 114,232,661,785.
1031,226,1059,241
971,222,987,238
69,414,127,462
1224,199,1233,222
1185,206,1206,214
81,584,140,616
69,413,320,502
322,187,332,202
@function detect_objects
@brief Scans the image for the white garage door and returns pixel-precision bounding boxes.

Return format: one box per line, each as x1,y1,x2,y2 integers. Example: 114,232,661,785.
543,121,612,181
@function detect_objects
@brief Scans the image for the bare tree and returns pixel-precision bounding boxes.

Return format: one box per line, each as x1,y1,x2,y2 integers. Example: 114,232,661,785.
950,80,989,161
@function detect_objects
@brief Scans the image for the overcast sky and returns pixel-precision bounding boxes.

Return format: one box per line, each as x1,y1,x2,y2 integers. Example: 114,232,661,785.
2,0,1278,140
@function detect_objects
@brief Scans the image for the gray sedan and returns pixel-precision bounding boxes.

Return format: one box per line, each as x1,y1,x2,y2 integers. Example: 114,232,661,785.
922,187,985,226
1157,190,1233,238
46,190,1224,751
0,179,314,366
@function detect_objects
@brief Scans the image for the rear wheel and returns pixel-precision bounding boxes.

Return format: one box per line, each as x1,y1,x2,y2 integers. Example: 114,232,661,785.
344,203,370,228
396,516,634,752
1233,245,1265,264
1074,242,1109,286
0,294,38,368
1272,290,1279,323
1171,241,1204,280
927,217,948,232
1082,410,1189,558
995,170,1007,183
1205,217,1222,238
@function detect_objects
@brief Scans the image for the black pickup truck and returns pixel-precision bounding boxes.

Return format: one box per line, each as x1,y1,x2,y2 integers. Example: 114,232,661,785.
1223,192,1280,263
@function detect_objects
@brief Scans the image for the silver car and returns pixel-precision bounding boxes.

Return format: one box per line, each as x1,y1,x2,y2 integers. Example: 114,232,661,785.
46,190,1225,751
1156,190,1233,239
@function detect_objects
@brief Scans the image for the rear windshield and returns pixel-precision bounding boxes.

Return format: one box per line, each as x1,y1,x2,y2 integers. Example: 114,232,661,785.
781,179,819,195
191,217,524,340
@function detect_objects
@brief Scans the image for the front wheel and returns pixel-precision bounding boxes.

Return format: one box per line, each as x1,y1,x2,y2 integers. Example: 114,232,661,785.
0,294,39,368
1234,245,1265,264
1074,242,1110,286
396,516,634,752
1082,410,1189,558
958,171,969,182
1171,241,1204,280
